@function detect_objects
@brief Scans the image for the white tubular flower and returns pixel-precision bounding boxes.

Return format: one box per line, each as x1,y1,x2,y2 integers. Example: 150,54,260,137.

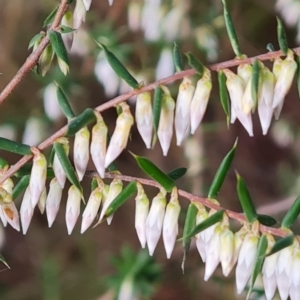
195,205,208,262
258,66,275,135
135,91,153,149
105,104,134,168
237,63,253,86
162,187,181,259
219,228,234,277
74,126,90,181
99,178,123,224
29,148,47,207
53,138,69,189
224,69,253,136
65,185,82,235
61,11,74,51
272,50,297,119
81,187,102,233
241,77,255,114
135,182,149,248
127,2,142,32
175,77,195,145
158,87,175,156
290,245,300,300
38,187,47,214
2,201,20,231
46,178,63,228
83,0,92,10
146,190,167,256
190,68,212,134
73,0,86,29
0,206,7,227
155,48,174,80
90,112,108,178
43,83,63,122
20,187,34,235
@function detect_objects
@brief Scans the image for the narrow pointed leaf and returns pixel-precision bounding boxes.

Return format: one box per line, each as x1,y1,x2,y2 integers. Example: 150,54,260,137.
12,175,30,200
251,59,260,111
0,137,31,156
282,195,300,228
56,84,75,119
218,70,230,124
0,157,8,169
28,33,45,49
167,167,187,181
43,6,58,27
276,17,288,55
48,30,70,66
179,209,224,241
181,203,198,273
53,142,82,193
257,214,277,227
185,52,204,77
173,42,183,72
104,181,137,218
0,254,10,269
246,234,268,300
67,108,96,136
131,153,174,192
14,164,54,178
95,42,139,89
153,86,163,134
222,0,242,57
267,235,294,256
296,55,300,98
208,139,237,199
60,25,75,34
236,173,257,223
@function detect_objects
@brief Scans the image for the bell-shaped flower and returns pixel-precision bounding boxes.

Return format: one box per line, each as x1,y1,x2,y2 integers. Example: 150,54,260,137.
0,206,7,227
145,189,167,256
195,205,209,262
38,44,54,77
81,187,102,233
43,83,63,122
135,91,153,149
290,244,300,300
65,185,82,235
53,138,69,189
190,68,212,134
29,148,47,207
157,86,175,156
2,201,20,231
175,77,195,145
162,187,181,259
105,104,134,168
38,187,47,214
73,0,86,29
46,178,63,228
99,178,123,224
74,126,90,181
237,63,253,86
235,229,259,294
135,182,149,248
219,228,235,277
61,11,74,51
20,187,34,234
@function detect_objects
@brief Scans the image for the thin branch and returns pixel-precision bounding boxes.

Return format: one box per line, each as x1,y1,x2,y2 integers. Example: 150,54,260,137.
0,0,69,105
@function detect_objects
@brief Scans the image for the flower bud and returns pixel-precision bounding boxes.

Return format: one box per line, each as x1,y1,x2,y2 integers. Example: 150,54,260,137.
105,104,134,168
38,187,47,214
74,126,90,181
195,205,208,262
29,148,47,207
53,137,69,188
20,187,34,235
219,228,234,277
135,91,153,149
237,63,253,86
0,177,14,195
0,187,11,205
135,182,149,248
2,201,20,231
162,187,181,259
0,206,7,227
43,83,63,122
190,68,212,134
73,0,86,29
290,244,300,300
158,86,175,156
175,77,195,145
46,178,63,227
61,11,74,51
57,57,69,76
65,185,82,235
81,187,102,233
146,189,167,256
38,44,54,76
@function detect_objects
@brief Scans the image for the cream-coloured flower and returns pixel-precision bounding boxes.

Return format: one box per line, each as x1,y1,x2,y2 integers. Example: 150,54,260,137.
53,138,69,189
20,187,34,235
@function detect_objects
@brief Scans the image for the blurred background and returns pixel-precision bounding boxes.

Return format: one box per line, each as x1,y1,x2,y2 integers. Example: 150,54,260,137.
0,0,300,299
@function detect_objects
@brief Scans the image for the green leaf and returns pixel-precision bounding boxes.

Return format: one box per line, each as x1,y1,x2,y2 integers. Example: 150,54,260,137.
43,6,58,27
153,86,163,134
276,17,288,55
12,175,30,200
0,253,10,269
181,203,198,273
67,108,96,136
246,234,268,300
0,157,8,169
104,181,137,218
282,195,300,228
28,33,45,49
91,178,98,192
48,30,70,66
208,139,237,199
296,56,300,98
60,25,75,34
56,83,75,119
222,0,242,57
257,214,277,227
267,235,294,256
218,70,230,125
0,137,31,156
131,153,175,192
167,167,187,181
236,173,258,223
180,209,224,241
53,142,82,194
173,42,183,72
251,59,260,111
185,52,204,77
14,164,54,178
95,42,139,89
